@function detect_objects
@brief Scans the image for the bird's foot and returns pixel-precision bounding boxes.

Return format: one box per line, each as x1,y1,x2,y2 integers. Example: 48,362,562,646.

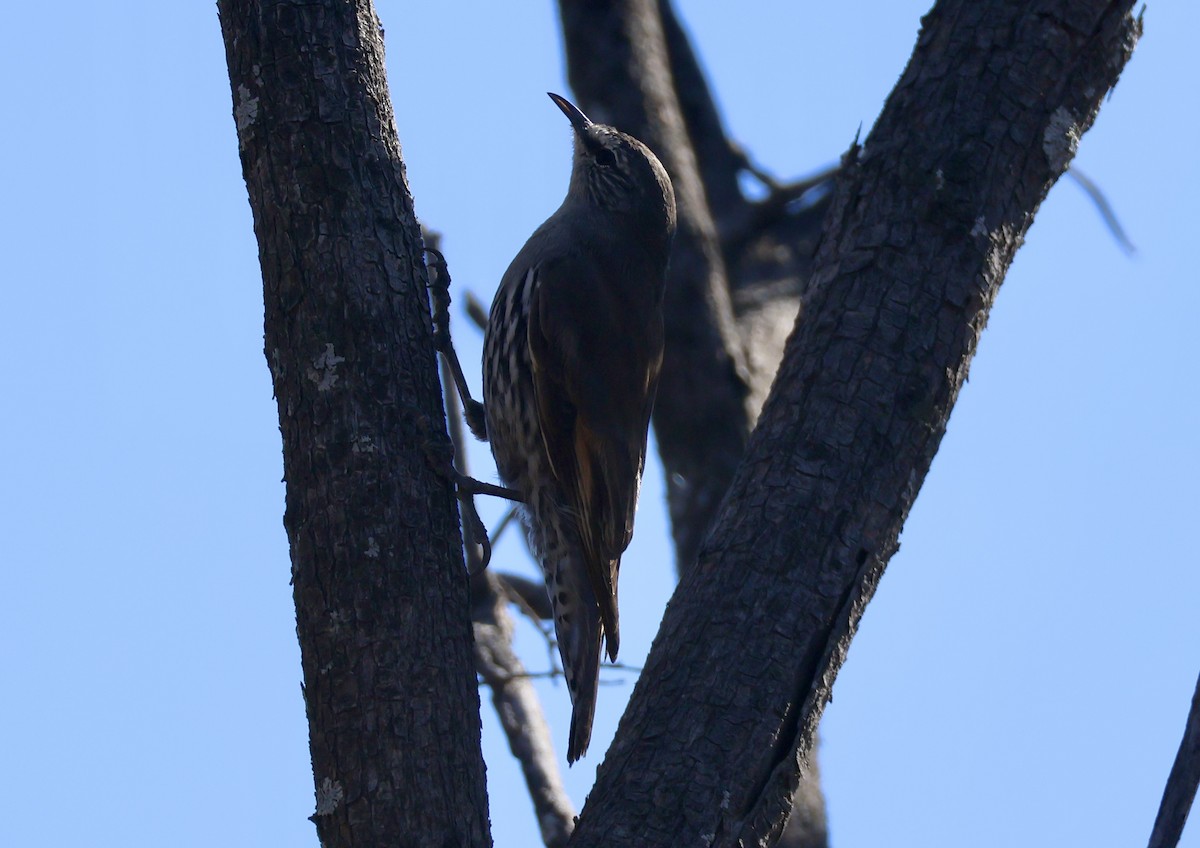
453,473,524,575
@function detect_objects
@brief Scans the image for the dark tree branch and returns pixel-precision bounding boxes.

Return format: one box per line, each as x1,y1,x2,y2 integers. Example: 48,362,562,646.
656,0,832,272
718,167,838,260
567,2,1141,845
656,0,833,429
217,2,489,846
1148,670,1200,848
559,0,753,575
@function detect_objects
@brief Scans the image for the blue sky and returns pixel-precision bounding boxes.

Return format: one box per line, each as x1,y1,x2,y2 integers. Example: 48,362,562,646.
1,2,1195,847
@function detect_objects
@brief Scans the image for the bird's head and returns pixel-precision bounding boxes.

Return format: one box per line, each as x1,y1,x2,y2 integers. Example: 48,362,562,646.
548,92,676,233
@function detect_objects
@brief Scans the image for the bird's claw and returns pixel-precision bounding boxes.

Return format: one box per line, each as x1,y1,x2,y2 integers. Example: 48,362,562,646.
450,471,523,575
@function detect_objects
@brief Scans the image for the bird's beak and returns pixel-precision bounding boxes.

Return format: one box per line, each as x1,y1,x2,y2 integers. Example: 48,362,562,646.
547,92,592,135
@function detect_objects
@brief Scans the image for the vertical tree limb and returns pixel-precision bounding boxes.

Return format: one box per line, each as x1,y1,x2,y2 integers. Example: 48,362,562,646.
559,0,753,575
217,2,490,845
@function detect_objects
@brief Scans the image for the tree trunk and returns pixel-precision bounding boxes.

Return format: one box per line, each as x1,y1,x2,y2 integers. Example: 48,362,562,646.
217,2,490,846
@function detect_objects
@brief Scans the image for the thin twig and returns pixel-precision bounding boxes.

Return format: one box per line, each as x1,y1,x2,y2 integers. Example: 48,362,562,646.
441,364,489,573
718,164,839,251
465,290,490,331
1067,165,1136,255
478,663,644,685
496,570,555,622
473,576,577,848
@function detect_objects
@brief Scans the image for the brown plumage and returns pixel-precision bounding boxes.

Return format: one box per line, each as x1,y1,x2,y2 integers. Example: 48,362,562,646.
482,93,675,762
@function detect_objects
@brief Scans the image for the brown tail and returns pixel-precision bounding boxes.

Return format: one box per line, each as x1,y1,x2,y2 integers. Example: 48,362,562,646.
564,609,604,764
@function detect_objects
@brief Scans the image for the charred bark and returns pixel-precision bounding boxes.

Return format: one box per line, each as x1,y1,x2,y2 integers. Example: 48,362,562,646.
218,2,490,846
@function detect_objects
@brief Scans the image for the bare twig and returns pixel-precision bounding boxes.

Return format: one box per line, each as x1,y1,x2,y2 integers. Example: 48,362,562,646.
473,571,577,848
441,363,489,574
1147,670,1200,848
1068,165,1137,255
464,290,490,331
496,571,555,622
718,165,839,253
477,662,644,685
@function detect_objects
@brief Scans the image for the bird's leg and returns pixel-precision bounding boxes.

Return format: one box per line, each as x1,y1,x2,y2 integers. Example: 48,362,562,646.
417,414,522,573
424,324,524,574
424,247,488,440
454,473,524,503
457,483,492,575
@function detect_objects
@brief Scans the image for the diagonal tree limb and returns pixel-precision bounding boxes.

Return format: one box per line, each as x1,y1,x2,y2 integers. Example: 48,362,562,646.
566,2,1142,846
655,0,833,421
1147,670,1200,848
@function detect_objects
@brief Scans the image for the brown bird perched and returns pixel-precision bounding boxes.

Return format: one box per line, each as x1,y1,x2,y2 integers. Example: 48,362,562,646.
482,93,676,762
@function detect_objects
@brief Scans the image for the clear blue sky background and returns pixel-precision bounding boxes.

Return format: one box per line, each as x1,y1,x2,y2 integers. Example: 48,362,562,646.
2,2,1195,846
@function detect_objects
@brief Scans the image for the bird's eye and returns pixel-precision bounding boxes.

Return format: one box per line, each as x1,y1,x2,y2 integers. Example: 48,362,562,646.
594,147,617,168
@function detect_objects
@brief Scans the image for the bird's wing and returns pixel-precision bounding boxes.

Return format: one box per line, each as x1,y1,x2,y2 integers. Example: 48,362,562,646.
527,257,662,659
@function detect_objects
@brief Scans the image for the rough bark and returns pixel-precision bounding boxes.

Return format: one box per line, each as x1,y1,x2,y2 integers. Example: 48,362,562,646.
568,2,1141,846
217,2,490,846
1147,670,1200,848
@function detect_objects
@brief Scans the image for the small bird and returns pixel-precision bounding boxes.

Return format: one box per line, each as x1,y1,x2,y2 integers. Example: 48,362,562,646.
482,93,676,762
